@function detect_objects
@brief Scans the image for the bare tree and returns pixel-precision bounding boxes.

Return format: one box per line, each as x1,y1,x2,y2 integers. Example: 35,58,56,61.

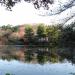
0,0,54,10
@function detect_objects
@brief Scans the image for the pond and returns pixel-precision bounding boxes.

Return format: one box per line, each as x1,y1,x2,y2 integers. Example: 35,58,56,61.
0,45,75,75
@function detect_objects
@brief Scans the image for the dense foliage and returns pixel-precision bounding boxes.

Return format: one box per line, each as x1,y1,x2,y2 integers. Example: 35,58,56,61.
0,23,75,47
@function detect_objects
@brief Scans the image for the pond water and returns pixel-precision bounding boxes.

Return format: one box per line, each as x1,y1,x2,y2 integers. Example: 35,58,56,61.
0,45,75,75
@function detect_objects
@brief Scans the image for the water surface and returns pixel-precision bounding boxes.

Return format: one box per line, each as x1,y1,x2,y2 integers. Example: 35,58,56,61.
0,45,75,75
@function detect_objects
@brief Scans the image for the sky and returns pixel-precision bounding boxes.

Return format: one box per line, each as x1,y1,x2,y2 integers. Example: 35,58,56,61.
0,0,75,26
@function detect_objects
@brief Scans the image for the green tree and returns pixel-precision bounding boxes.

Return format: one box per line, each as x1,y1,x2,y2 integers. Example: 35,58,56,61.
46,25,61,46
1,24,12,30
37,24,47,38
61,23,75,47
25,25,34,44
12,26,18,32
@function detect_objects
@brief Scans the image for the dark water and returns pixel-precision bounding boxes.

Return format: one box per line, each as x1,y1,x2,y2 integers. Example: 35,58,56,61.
0,45,75,75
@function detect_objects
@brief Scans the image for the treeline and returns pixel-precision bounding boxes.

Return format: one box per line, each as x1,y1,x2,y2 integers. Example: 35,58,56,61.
24,24,61,47
0,23,75,47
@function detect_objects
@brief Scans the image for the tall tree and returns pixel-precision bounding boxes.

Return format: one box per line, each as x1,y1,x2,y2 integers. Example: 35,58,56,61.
46,25,61,46
25,25,34,43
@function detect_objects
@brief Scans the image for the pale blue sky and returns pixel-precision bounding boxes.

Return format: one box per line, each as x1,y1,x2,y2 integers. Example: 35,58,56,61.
0,0,75,26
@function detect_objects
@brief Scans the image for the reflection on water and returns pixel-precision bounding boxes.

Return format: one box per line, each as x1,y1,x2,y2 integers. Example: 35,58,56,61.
0,45,75,75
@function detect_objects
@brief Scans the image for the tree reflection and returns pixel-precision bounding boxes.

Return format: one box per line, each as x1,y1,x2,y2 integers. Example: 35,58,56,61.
0,45,75,65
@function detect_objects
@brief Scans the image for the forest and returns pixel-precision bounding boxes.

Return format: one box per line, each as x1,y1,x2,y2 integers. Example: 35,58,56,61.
0,23,75,48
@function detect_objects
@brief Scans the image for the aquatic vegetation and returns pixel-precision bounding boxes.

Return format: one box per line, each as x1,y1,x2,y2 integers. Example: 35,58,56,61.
5,73,14,75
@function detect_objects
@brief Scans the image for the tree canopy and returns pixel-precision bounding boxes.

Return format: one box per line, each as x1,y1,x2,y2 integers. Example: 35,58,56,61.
0,0,54,10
